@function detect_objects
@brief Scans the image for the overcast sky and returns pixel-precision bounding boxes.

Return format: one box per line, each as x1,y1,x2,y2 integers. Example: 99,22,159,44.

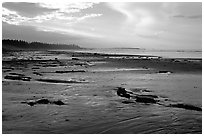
2,2,202,50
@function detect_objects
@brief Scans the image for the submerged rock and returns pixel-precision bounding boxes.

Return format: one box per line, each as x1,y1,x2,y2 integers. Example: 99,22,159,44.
122,100,135,104
9,73,25,76
52,100,65,105
55,70,86,73
169,103,202,111
4,75,31,81
36,78,86,84
158,70,172,74
26,101,36,106
21,98,66,106
116,87,201,112
117,87,158,103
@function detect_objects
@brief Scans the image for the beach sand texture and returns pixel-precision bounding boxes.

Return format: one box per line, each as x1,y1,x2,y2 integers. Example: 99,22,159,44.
2,50,202,134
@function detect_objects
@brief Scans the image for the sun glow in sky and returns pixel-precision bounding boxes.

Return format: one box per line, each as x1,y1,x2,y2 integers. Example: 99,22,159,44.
2,1,202,50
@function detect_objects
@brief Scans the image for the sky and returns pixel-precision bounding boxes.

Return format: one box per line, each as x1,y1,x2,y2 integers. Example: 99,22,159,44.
2,2,202,50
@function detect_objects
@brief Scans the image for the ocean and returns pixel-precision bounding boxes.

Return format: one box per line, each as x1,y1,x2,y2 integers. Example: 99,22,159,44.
75,48,202,59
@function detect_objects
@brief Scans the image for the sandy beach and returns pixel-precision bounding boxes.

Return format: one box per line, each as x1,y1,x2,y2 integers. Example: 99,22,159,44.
2,50,202,134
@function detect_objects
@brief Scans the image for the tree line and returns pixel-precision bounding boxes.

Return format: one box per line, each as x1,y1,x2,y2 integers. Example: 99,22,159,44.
2,39,81,50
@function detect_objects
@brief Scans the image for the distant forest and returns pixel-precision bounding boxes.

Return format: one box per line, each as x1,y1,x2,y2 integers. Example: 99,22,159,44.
2,39,81,51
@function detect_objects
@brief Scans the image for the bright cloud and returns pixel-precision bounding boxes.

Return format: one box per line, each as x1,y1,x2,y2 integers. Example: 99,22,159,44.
2,2,102,24
108,3,155,27
36,2,101,22
39,2,99,13
107,3,197,39
2,2,102,38
36,26,103,38
107,3,160,39
2,7,29,25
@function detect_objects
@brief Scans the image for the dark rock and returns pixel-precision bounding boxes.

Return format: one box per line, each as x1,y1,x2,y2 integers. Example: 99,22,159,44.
72,58,79,60
131,88,152,93
21,101,36,106
36,78,85,84
22,98,66,106
117,87,160,104
141,89,152,92
9,73,25,76
4,75,31,81
117,87,131,99
135,96,157,103
122,100,135,104
74,63,83,66
55,70,86,73
158,70,172,74
27,101,36,106
52,100,65,105
36,98,50,104
169,103,202,111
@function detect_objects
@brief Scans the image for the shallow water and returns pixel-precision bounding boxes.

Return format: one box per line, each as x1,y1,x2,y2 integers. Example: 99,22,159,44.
92,71,202,106
81,70,202,133
74,48,202,59
90,67,149,72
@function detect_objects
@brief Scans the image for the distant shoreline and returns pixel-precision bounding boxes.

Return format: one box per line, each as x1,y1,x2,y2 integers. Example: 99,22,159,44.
72,48,202,59
2,39,81,51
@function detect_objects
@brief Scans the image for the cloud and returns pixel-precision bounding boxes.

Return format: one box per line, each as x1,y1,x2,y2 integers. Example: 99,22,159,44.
36,26,104,38
172,15,185,18
2,7,29,25
36,2,102,22
188,15,202,19
2,2,57,18
136,31,165,39
2,2,102,25
107,3,172,26
107,2,201,28
2,10,103,37
39,2,99,13
2,2,103,40
172,14,202,19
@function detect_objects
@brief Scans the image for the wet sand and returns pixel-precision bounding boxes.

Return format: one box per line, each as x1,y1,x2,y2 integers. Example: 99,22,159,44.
2,50,202,134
